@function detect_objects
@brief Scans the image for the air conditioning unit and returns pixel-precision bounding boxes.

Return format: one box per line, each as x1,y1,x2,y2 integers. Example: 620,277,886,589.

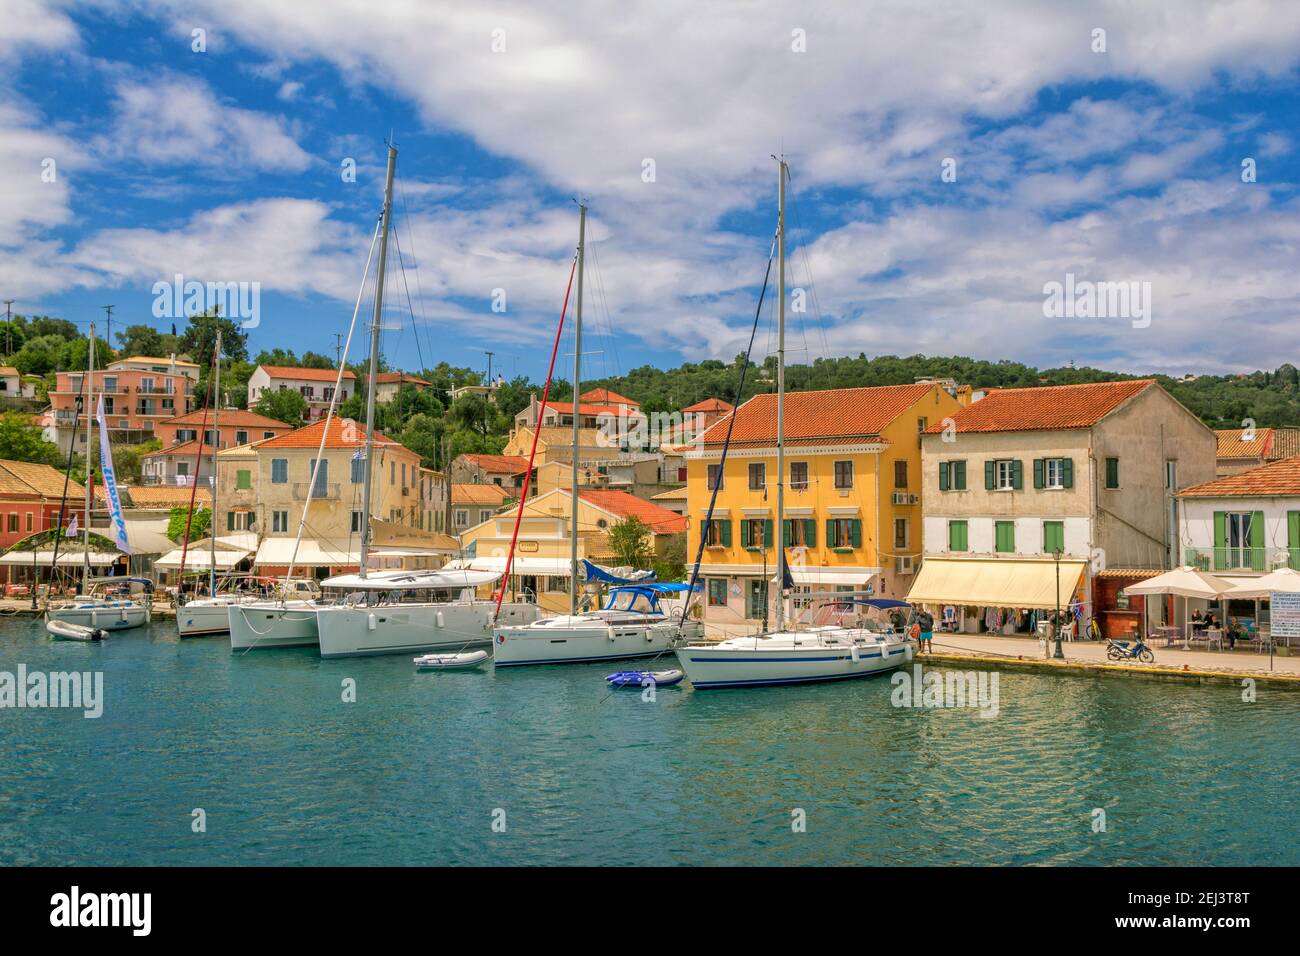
894,555,914,574
908,494,920,505
891,492,908,505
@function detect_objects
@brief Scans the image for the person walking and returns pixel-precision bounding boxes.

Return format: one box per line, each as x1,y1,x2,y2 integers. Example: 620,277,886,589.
917,607,935,654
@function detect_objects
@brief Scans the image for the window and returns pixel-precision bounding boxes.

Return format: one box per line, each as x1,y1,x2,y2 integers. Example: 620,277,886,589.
6,513,17,533
547,576,569,594
271,458,288,484
1043,520,1065,554
390,460,396,484
827,518,861,549
480,510,492,523
177,429,197,443
994,520,1016,553
103,397,114,415
25,512,33,532
704,518,730,547
350,456,364,483
1105,457,1119,489
748,462,765,490
228,511,252,531
203,429,217,447
1034,457,1073,489
263,431,275,440
708,578,728,607
783,518,815,547
235,430,248,445
894,460,908,489
401,463,407,488
894,518,908,549
834,460,853,489
141,377,154,393
309,458,328,496
455,509,468,529
176,461,189,477
740,518,771,549
790,461,808,490
987,459,1022,490
236,469,251,490
272,510,289,533
746,579,766,620
351,511,363,534
948,520,968,552
1216,511,1262,570
707,464,724,491
938,460,967,491
917,416,928,434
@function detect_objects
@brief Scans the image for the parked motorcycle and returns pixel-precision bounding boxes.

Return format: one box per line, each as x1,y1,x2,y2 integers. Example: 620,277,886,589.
1106,637,1154,663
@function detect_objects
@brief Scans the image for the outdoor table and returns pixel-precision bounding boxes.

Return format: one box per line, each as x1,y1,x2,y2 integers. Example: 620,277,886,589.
1154,625,1182,647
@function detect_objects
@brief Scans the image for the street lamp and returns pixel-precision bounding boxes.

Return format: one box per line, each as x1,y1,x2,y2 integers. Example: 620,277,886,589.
1053,548,1066,659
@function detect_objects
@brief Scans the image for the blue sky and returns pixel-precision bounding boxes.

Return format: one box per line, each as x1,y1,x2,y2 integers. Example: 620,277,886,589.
4,1,1300,382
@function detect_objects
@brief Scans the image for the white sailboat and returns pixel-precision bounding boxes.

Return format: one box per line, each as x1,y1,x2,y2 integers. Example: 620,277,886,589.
47,320,150,633
673,159,913,689
491,203,701,666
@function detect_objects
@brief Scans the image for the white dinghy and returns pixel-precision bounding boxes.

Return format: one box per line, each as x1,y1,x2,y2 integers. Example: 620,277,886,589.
413,649,490,670
46,619,106,642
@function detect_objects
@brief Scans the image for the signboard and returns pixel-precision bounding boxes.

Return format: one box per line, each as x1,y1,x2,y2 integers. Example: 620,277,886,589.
1270,590,1300,639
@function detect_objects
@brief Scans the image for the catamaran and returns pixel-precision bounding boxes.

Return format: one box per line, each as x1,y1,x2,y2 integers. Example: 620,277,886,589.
672,159,913,689
489,203,703,666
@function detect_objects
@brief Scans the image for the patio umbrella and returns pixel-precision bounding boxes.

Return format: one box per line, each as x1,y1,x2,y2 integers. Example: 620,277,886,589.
1121,567,1236,642
1225,566,1300,599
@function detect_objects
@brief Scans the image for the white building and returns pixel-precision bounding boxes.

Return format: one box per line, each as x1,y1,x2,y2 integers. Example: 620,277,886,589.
1176,455,1300,578
247,365,356,422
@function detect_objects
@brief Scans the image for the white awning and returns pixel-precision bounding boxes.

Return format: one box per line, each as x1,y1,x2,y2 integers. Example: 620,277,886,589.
0,550,119,566
446,556,574,576
156,548,252,570
786,567,877,586
254,538,360,567
907,557,1085,610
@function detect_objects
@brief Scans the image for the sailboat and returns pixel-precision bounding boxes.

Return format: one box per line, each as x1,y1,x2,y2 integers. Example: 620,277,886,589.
491,203,703,666
672,159,913,689
47,320,150,632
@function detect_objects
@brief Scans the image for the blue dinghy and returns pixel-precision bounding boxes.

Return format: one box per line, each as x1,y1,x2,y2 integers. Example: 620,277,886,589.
605,669,685,688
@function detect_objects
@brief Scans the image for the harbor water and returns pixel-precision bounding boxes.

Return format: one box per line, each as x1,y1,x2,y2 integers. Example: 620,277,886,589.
1,618,1296,866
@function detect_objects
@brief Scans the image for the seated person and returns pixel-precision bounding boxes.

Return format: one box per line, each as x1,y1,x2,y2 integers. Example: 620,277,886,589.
1225,617,1243,649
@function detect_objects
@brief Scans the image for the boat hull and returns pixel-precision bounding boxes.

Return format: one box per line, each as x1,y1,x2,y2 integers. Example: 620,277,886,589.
316,601,539,658
675,636,912,689
177,598,262,637
227,602,321,650
47,603,149,631
493,618,703,667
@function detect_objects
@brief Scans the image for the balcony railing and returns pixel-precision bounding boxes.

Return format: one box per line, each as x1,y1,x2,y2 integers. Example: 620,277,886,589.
1186,547,1299,572
292,481,339,501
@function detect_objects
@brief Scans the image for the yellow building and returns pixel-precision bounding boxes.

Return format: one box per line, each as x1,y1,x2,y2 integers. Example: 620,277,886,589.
686,382,963,629
502,425,609,466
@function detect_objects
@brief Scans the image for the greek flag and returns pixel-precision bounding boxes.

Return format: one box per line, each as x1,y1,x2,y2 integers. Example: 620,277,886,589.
95,395,132,554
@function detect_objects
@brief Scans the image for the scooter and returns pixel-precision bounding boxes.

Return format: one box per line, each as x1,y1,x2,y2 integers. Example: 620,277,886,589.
1106,637,1154,663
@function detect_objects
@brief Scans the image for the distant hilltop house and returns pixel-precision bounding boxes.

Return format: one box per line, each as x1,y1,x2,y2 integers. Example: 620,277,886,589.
374,372,431,404
448,453,531,492
141,408,292,487
449,377,505,404
514,387,646,431
246,365,356,422
47,354,200,453
1214,427,1300,477
0,365,38,399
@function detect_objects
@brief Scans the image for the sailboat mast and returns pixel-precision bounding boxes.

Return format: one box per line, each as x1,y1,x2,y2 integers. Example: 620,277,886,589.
83,321,95,592
210,330,221,595
569,203,587,615
359,142,398,580
775,159,787,633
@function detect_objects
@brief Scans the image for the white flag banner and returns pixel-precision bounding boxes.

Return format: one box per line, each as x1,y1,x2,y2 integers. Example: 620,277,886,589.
66,513,78,538
95,395,132,554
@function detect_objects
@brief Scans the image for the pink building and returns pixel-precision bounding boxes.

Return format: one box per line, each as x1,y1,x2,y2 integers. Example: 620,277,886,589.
48,355,200,454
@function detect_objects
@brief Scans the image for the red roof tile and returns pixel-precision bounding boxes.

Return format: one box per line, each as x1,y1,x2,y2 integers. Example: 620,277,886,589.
256,418,403,451
923,380,1154,434
544,401,640,418
376,372,431,385
461,454,530,474
452,483,513,506
682,397,733,414
1178,454,1300,498
580,387,638,406
258,365,356,381
576,489,687,533
160,408,289,429
698,383,937,448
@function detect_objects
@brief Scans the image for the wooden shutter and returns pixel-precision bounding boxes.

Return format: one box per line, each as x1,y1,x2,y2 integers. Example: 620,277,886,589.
1011,460,1023,490
782,519,792,547
1289,512,1300,570
955,460,966,490
938,462,949,491
804,519,816,547
720,519,732,547
1251,511,1265,571
1033,458,1044,489
984,460,995,489
1062,458,1073,488
1213,511,1226,570
850,519,862,548
763,519,773,548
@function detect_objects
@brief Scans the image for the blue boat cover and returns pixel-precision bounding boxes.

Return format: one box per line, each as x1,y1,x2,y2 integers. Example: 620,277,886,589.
581,559,655,585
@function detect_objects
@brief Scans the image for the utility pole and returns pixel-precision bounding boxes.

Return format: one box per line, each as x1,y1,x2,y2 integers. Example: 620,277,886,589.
482,349,495,433
102,305,114,353
3,299,12,355
334,333,344,366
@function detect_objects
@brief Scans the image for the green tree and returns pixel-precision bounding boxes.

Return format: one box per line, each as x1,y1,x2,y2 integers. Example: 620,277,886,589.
0,319,27,355
11,335,67,375
651,533,687,583
0,411,60,464
167,505,212,544
254,389,309,426
608,516,652,569
180,309,249,365
61,335,116,374
116,324,165,357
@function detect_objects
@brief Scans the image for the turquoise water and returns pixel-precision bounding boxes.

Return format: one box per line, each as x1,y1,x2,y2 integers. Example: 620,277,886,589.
0,618,1296,866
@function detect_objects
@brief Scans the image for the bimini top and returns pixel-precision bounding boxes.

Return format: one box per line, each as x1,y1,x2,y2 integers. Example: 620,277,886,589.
821,597,911,610
321,568,500,591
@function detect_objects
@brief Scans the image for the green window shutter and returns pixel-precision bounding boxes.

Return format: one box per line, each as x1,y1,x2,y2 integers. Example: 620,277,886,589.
996,521,1015,552
1289,512,1300,570
720,520,732,547
1251,511,1265,571
763,519,773,548
1033,458,1044,489
949,520,967,552
955,460,966,490
1212,511,1226,570
826,518,835,545
1011,460,1023,490
739,520,750,548
227,511,235,531
1043,521,1064,554
984,460,995,490
938,462,949,491
804,519,816,547
237,469,251,490
782,519,792,547
849,519,862,548
1106,458,1119,488
1062,458,1073,488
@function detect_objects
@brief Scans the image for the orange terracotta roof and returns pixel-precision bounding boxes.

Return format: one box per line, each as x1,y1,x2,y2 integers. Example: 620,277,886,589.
0,460,84,499
256,418,403,450
580,387,638,406
682,397,733,414
923,380,1154,434
576,489,687,534
699,383,937,448
258,365,356,381
376,372,431,385
452,483,512,506
105,484,211,508
544,401,639,418
160,408,289,429
1178,455,1300,498
144,439,204,459
1213,427,1300,460
461,454,530,474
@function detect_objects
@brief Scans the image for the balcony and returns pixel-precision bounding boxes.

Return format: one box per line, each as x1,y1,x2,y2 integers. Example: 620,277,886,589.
1186,546,1298,573
292,481,340,501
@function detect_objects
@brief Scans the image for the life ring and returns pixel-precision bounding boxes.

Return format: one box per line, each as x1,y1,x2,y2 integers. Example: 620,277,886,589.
496,633,506,644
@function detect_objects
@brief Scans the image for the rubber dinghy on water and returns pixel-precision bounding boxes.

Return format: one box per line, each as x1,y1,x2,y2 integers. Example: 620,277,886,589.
605,669,685,688
46,620,107,642
413,649,490,670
